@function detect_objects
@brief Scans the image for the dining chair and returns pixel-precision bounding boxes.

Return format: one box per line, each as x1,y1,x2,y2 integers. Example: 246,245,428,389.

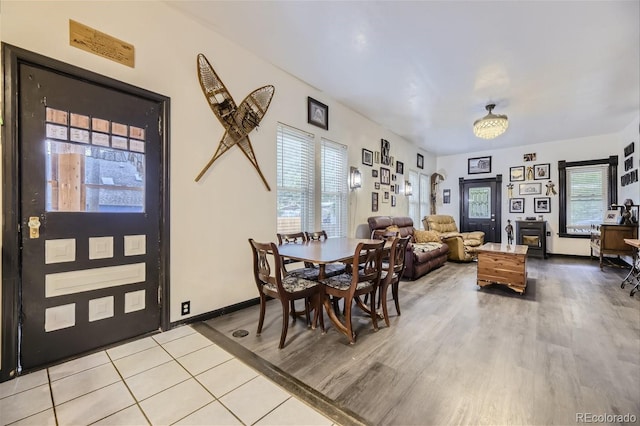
379,236,411,326
276,232,307,245
304,230,347,277
276,232,316,277
248,239,323,349
371,229,400,241
319,240,384,344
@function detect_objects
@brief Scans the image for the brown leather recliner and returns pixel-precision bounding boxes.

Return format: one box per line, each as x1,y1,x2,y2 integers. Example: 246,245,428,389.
423,215,484,262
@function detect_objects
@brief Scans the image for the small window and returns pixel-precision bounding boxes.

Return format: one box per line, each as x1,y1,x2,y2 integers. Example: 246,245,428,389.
559,157,617,237
44,108,146,213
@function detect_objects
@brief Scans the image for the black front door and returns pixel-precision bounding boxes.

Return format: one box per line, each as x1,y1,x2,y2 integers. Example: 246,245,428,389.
459,175,502,243
15,59,167,370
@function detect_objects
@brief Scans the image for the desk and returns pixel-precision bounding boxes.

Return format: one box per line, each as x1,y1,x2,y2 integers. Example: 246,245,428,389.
622,239,640,296
590,224,638,270
476,243,528,294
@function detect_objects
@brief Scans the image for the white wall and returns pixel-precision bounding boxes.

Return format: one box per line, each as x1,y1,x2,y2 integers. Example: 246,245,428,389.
436,121,639,256
0,0,427,327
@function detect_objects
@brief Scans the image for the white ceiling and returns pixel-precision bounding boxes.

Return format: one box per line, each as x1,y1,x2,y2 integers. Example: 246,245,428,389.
167,1,640,156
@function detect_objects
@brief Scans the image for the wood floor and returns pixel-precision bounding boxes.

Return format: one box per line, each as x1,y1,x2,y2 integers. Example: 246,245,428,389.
200,257,640,425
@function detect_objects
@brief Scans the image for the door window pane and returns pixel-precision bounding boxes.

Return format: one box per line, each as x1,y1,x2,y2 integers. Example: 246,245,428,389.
469,187,491,219
44,108,147,213
46,141,145,212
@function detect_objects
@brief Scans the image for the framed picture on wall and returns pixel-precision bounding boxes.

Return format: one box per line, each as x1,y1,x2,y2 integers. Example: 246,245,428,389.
380,167,391,185
468,156,492,174
362,149,373,166
372,169,379,178
510,166,525,181
307,97,328,130
534,163,550,180
443,189,451,204
417,153,424,169
371,192,379,212
391,195,396,207
509,198,525,213
381,139,391,165
534,197,551,213
519,182,542,195
396,161,404,174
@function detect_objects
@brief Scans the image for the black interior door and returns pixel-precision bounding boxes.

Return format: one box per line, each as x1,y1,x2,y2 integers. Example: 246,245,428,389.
459,175,502,243
18,62,163,370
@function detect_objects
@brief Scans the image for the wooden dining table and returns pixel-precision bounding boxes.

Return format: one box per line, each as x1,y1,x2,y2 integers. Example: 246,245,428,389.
277,237,383,280
277,237,389,338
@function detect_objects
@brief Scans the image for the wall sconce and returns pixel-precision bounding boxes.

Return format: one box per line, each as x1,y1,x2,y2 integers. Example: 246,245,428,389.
349,166,362,190
404,180,413,196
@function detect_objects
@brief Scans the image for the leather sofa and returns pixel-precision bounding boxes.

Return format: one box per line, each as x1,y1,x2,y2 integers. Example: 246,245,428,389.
422,215,485,262
368,216,449,280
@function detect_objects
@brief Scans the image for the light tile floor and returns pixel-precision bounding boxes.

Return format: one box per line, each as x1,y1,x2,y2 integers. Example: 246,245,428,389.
0,325,335,426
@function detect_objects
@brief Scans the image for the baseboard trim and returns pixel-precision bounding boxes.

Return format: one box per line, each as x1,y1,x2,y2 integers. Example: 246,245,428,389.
169,298,261,329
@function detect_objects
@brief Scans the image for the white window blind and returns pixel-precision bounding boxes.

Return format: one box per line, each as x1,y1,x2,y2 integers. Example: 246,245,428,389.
276,123,315,234
408,170,420,228
567,164,609,233
321,138,348,238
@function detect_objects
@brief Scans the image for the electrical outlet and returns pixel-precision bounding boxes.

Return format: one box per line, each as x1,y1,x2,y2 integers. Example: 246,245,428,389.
181,301,190,316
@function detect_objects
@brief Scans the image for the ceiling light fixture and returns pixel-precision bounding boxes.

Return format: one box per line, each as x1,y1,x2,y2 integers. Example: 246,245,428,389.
473,104,508,139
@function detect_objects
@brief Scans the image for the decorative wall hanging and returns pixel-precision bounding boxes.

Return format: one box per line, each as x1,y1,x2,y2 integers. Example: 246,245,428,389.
417,153,424,169
545,181,557,195
526,166,534,180
194,53,274,190
396,161,404,174
523,153,537,162
430,172,444,215
308,97,328,130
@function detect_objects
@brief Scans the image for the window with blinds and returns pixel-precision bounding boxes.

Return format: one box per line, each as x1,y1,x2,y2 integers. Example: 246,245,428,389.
276,124,315,234
566,164,609,234
276,125,348,237
321,138,348,238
